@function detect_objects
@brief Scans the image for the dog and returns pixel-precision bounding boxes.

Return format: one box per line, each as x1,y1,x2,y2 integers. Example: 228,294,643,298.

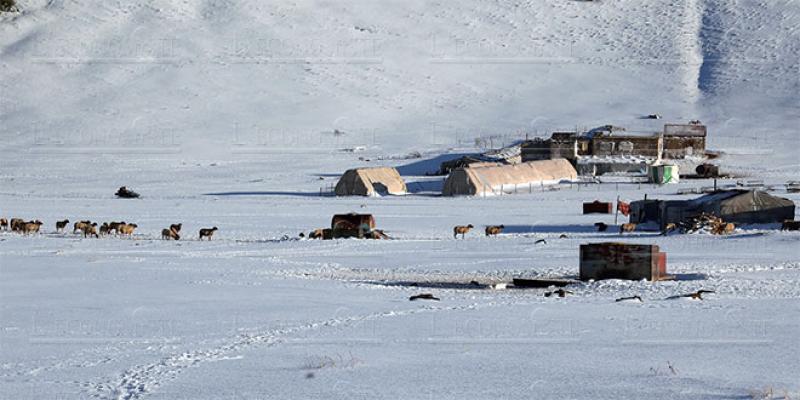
199,227,218,240
56,219,70,233
485,225,504,236
453,224,474,239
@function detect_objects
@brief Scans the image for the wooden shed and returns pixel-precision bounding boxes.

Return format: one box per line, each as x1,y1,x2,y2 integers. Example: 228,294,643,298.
580,243,668,281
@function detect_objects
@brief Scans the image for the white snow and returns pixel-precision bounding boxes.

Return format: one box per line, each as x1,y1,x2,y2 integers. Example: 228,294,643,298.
1,1,799,399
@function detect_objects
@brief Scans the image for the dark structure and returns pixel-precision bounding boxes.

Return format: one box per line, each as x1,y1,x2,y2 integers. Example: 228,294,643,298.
115,186,140,198
580,243,668,281
583,201,613,214
331,213,376,238
629,190,795,230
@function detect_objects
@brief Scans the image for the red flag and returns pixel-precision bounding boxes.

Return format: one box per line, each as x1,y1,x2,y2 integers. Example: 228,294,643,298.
617,200,630,216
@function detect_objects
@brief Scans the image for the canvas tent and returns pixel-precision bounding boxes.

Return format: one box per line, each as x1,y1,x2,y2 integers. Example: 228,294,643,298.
630,190,795,229
442,158,577,196
335,167,407,196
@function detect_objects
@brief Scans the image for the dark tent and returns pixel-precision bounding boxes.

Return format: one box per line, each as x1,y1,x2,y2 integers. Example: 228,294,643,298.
630,190,795,229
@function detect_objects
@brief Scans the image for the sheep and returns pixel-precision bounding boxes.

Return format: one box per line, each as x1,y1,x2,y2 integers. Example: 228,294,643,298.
55,219,70,233
781,220,800,231
10,218,25,232
161,228,180,240
117,223,138,236
619,223,637,234
594,222,608,232
308,229,325,239
453,224,474,239
99,223,111,236
713,222,735,235
485,225,504,236
73,220,92,233
199,227,218,240
0,218,8,230
81,223,99,238
169,223,182,234
22,220,43,235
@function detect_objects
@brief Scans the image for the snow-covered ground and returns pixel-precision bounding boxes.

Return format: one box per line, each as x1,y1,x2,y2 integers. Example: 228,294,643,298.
1,1,799,399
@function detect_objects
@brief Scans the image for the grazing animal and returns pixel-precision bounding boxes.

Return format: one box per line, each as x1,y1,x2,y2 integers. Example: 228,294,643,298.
535,239,547,244
0,218,8,230
169,223,182,234
118,223,138,236
22,220,43,234
99,223,111,236
309,229,325,239
594,222,608,232
409,293,440,301
782,220,800,231
485,225,504,236
619,223,637,234
453,224,474,239
161,228,180,240
10,218,26,232
73,220,92,233
55,219,70,232
107,221,126,235
712,222,735,235
199,227,218,240
81,223,99,238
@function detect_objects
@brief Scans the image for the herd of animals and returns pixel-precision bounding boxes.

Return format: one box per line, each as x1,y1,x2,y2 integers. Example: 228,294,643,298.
2,217,797,242
0,218,219,241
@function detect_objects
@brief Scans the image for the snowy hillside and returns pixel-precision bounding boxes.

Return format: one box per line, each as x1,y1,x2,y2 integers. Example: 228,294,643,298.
1,1,798,400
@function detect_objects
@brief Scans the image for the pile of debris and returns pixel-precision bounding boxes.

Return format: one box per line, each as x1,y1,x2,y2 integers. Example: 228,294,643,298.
307,213,390,240
682,213,735,235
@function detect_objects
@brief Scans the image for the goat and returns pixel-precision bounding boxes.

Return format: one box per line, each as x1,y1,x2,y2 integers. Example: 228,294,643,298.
99,223,111,236
161,228,180,240
199,227,218,240
118,223,138,236
0,218,8,230
169,223,182,233
484,225,504,236
619,223,637,234
55,219,70,232
453,224,474,239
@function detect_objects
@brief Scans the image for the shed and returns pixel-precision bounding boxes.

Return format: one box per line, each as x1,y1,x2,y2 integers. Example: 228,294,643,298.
580,243,668,281
648,164,679,184
335,167,407,196
441,159,577,196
